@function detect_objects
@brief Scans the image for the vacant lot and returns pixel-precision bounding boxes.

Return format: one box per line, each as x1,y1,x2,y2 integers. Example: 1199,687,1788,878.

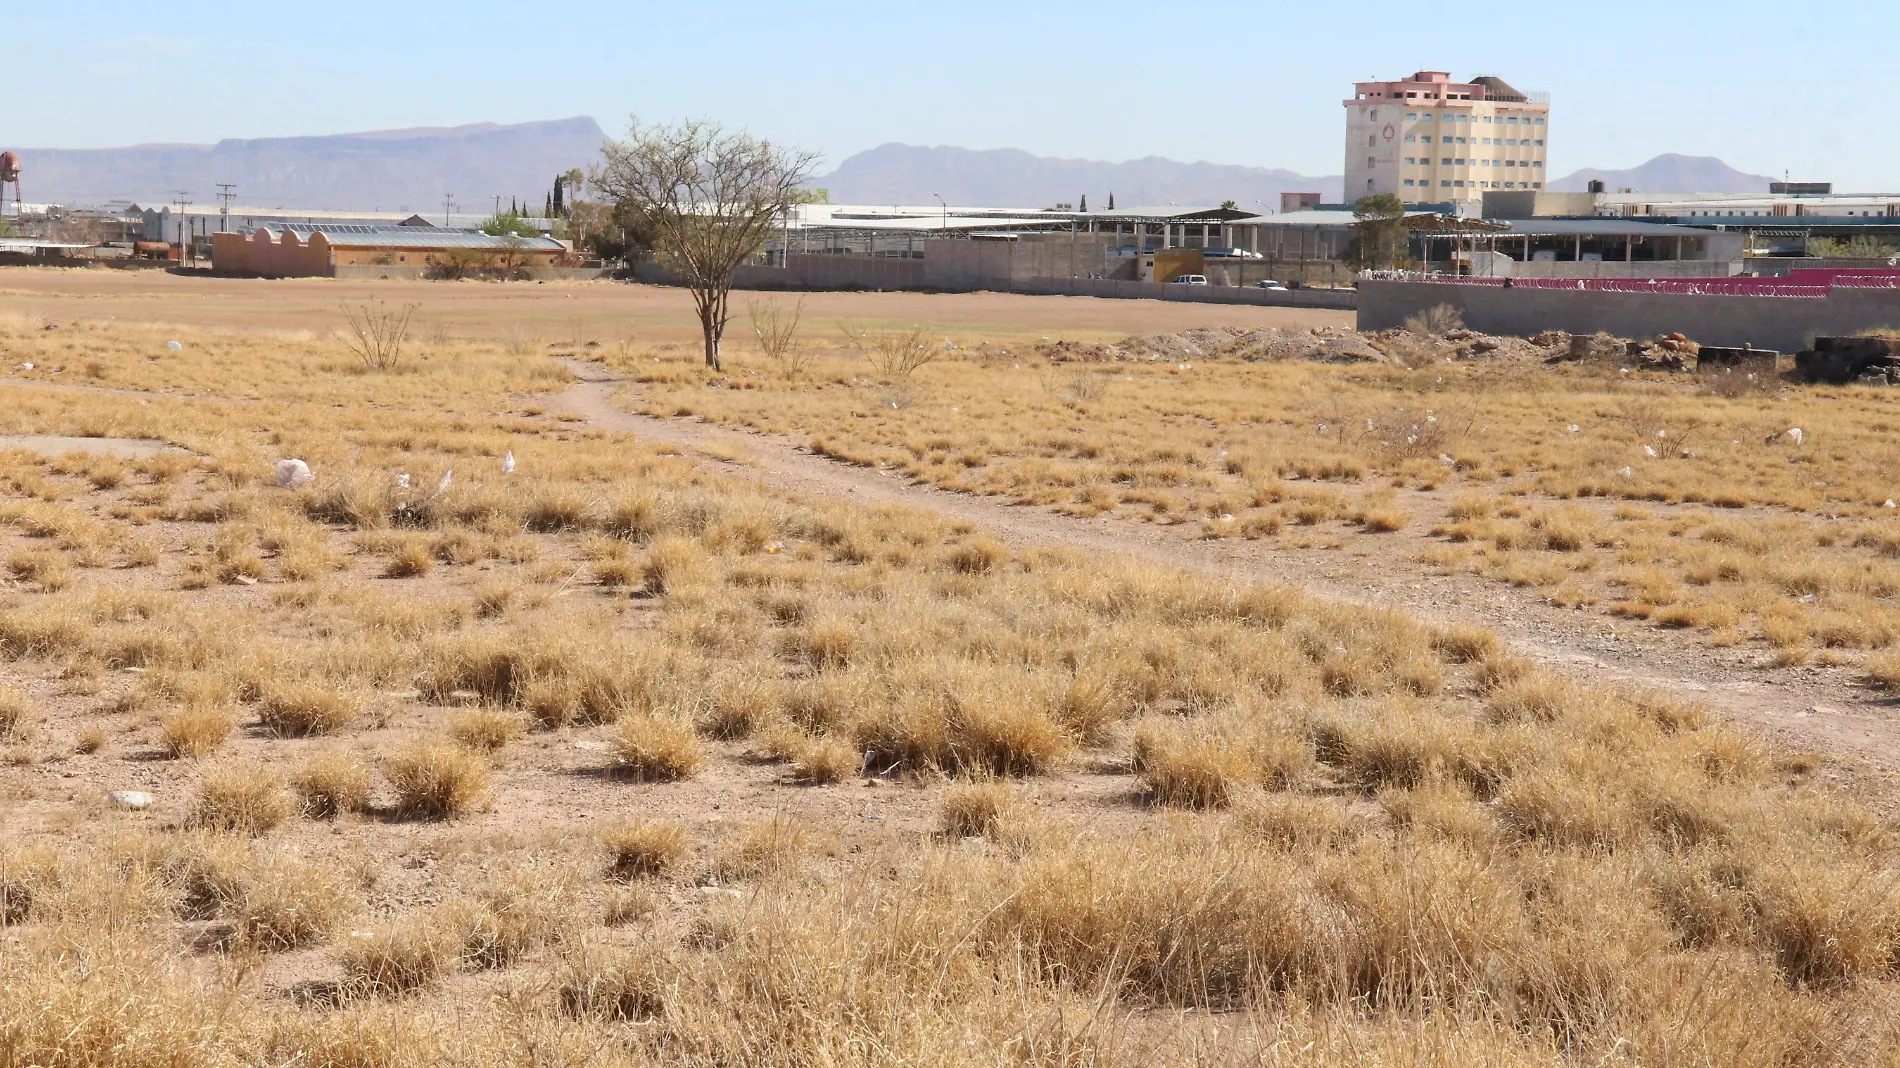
1,274,1898,1066
625,323,1900,679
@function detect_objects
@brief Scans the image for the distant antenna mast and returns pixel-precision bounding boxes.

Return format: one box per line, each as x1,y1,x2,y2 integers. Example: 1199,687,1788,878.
216,183,237,233
443,193,456,227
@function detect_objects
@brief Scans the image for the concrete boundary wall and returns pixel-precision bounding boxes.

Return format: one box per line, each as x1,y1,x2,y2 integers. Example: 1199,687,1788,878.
631,259,1356,310
1358,280,1900,352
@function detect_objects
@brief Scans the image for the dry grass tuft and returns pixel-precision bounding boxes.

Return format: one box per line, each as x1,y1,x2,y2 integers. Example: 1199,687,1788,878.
160,704,237,758
0,688,34,740
191,763,293,834
603,821,690,879
256,681,361,737
291,750,372,818
611,713,706,782
336,913,454,995
384,739,489,820
939,779,1024,841
447,707,525,751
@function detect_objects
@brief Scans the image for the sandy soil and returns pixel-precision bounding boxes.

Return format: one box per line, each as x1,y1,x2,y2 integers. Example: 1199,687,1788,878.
555,359,1900,793
0,267,1352,346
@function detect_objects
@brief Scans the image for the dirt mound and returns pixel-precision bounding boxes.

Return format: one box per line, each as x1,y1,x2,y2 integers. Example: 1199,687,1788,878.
1038,327,1399,366
1036,325,1584,368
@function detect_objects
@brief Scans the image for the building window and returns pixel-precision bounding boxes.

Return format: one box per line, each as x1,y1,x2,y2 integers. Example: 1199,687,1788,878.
1454,136,1465,144
1442,158,1453,165
1368,157,1376,167
1533,139,1544,147
1421,136,1432,143
1404,179,1416,187
1440,181,1451,187
1454,180,1465,187
1533,161,1543,168
1534,118,1545,125
1455,158,1465,165
1405,111,1416,120
1404,157,1415,164
1506,116,1519,125
1532,182,1542,189
1505,160,1516,168
1404,135,1416,143
1370,109,1379,120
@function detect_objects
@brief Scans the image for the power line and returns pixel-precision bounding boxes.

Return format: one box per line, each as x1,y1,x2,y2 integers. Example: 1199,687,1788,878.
216,183,237,233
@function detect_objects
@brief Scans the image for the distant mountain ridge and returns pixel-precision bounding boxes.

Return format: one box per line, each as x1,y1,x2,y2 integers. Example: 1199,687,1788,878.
21,117,607,211
1550,154,1773,194
816,143,1343,209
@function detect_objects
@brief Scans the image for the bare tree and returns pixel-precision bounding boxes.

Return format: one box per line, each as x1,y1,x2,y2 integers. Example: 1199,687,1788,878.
748,296,808,377
338,300,418,371
593,118,819,371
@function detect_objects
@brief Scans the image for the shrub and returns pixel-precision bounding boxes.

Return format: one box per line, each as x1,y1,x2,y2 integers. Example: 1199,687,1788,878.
1402,303,1464,337
384,739,489,820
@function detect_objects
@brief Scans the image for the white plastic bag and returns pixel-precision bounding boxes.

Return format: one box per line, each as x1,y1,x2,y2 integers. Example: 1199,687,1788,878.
274,459,313,487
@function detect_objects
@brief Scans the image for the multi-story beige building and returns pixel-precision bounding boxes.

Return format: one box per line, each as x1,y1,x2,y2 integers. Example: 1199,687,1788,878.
1344,71,1549,207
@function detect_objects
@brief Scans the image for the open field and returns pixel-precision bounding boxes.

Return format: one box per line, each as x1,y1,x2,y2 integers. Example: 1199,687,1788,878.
3,273,1900,1065
622,327,1900,692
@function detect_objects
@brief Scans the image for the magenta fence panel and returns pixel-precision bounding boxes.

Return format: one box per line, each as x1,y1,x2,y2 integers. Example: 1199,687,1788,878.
1392,275,1828,298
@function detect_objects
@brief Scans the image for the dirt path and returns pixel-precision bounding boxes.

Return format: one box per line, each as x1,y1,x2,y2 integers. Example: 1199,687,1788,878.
554,359,1900,784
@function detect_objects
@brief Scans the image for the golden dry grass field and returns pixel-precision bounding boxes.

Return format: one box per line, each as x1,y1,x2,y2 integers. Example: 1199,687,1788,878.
626,326,1900,677
3,269,1900,1066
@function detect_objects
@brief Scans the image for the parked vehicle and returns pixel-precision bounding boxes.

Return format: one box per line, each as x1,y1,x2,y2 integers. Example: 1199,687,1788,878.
1171,274,1209,285
1253,280,1288,291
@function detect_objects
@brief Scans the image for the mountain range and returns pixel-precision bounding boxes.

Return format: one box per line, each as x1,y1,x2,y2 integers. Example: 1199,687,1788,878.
1548,154,1773,195
20,117,607,211
814,143,1342,209
13,118,1773,212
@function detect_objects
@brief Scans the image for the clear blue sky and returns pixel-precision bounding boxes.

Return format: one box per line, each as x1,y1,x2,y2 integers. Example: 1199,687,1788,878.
15,0,1900,187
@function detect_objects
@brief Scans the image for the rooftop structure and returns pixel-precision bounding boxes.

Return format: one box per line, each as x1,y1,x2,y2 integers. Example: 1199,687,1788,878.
211,225,567,278
1346,71,1550,208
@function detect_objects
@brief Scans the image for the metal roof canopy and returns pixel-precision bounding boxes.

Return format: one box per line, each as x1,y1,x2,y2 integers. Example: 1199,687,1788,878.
257,226,564,250
1496,218,1716,237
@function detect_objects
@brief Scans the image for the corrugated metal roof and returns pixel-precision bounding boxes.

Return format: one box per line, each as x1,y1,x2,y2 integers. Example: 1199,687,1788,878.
1497,219,1715,237
260,226,564,250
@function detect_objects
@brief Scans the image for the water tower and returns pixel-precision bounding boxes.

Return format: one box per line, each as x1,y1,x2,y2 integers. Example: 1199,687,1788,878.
0,153,19,224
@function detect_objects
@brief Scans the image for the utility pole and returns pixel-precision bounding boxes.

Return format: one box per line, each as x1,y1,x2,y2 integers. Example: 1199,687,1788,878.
172,191,192,262
493,193,503,218
216,183,237,233
443,193,457,228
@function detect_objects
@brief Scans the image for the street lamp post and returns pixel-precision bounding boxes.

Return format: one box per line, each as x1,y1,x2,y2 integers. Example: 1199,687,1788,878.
933,193,947,230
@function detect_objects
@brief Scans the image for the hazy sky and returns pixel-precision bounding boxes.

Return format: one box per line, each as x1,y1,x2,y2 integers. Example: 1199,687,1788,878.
15,0,1900,187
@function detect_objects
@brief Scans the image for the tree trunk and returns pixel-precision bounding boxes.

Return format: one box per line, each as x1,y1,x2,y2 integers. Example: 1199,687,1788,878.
695,286,723,371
